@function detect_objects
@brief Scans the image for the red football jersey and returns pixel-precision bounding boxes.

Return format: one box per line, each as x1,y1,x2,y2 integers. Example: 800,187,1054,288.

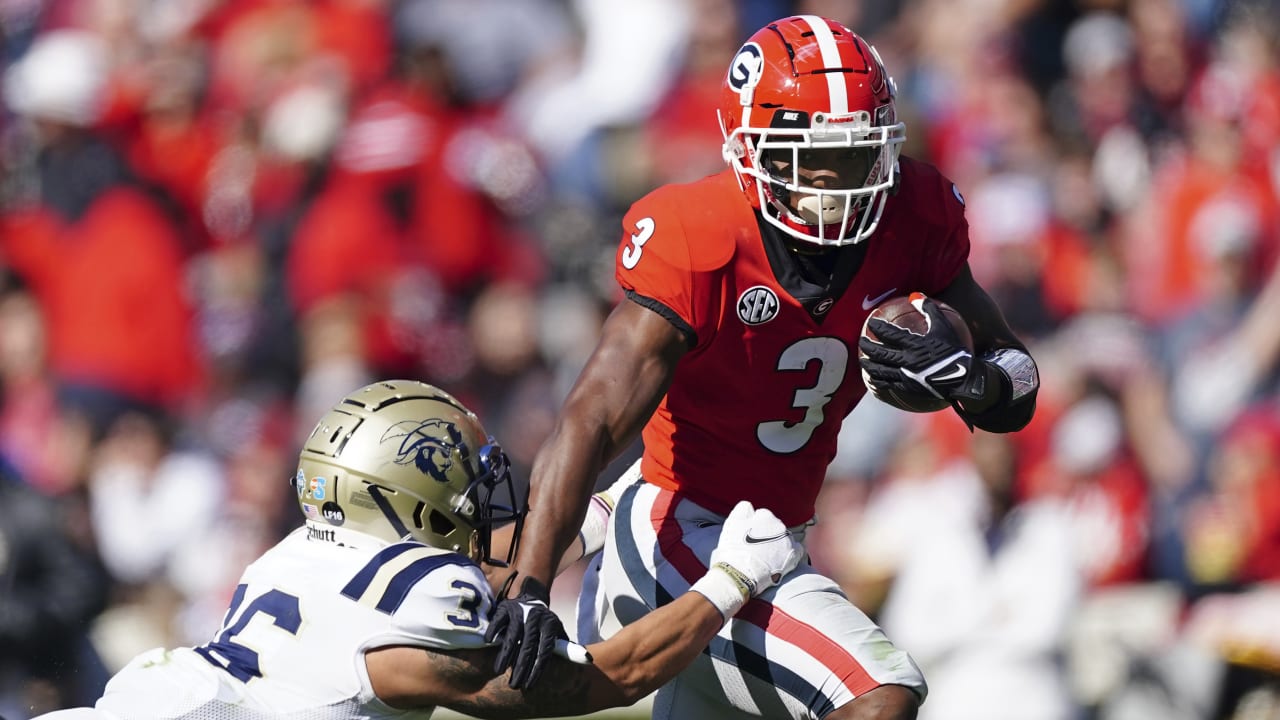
615,158,970,526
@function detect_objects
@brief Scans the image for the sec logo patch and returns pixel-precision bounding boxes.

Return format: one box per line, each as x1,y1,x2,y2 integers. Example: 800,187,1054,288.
738,285,780,325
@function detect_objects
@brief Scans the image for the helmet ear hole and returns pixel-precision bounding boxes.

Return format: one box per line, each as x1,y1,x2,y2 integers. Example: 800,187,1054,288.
428,508,457,537
411,501,427,530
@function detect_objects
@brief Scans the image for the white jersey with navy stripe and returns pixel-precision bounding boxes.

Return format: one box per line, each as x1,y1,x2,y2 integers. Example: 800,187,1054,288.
578,463,927,720
96,527,493,719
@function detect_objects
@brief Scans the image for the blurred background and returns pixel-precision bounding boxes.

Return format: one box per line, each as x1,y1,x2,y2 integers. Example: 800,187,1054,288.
0,0,1278,718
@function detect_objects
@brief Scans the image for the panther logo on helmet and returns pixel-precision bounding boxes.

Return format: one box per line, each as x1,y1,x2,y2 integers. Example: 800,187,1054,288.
382,419,466,483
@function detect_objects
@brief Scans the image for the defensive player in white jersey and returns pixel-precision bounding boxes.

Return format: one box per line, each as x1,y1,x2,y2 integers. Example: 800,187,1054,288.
39,380,803,719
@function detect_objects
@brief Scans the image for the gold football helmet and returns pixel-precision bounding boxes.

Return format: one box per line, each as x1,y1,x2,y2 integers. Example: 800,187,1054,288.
294,380,523,564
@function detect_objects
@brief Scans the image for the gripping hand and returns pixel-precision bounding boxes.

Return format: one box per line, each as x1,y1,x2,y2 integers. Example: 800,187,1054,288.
484,577,572,689
858,295,986,404
690,501,804,620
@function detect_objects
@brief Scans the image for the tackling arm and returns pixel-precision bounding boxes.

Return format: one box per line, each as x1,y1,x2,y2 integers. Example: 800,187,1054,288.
369,502,803,718
367,590,723,717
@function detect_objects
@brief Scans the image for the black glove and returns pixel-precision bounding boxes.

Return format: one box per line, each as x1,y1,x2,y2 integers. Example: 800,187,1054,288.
858,297,987,405
484,576,567,689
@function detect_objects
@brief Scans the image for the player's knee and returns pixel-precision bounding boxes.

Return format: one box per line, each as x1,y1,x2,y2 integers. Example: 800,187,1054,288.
830,684,920,720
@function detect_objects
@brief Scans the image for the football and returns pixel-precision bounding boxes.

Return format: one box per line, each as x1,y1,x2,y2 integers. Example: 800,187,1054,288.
859,293,974,413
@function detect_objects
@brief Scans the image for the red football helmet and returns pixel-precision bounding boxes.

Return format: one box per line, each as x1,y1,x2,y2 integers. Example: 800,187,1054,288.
719,16,905,246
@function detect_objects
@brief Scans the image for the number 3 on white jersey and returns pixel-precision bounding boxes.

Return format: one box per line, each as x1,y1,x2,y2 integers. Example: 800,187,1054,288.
757,337,849,454
621,217,655,269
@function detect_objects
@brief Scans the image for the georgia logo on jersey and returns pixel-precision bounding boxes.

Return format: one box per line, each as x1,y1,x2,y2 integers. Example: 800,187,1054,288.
737,285,780,325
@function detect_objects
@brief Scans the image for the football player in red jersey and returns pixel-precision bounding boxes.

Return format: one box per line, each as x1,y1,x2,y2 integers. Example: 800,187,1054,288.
487,15,1040,720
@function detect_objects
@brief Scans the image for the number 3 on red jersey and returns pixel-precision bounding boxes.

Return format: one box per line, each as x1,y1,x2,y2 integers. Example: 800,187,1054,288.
619,214,851,457
758,337,848,453
622,218,655,270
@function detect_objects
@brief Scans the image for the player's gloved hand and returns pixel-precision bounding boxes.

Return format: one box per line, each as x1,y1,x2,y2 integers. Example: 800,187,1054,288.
485,576,569,689
858,295,987,405
690,501,805,620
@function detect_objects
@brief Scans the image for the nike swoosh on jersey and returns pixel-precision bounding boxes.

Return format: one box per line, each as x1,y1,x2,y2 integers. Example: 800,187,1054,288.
745,531,789,544
862,288,899,310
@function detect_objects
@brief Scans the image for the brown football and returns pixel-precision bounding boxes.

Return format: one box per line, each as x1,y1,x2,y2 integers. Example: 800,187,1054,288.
859,293,974,413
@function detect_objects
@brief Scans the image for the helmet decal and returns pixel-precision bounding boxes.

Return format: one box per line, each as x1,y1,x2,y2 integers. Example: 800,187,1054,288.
727,42,763,107
796,15,849,114
382,418,466,483
321,502,345,525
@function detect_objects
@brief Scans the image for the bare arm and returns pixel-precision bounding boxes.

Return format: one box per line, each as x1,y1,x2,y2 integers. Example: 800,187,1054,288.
935,263,1025,356
510,299,687,588
366,582,723,717
373,501,805,715
936,263,1032,417
481,523,593,593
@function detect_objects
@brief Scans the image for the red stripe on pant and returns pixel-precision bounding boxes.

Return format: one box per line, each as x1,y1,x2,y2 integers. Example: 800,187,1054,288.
649,488,880,698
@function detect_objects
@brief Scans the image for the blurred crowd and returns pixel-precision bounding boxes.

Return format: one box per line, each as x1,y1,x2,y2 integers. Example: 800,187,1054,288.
0,0,1278,718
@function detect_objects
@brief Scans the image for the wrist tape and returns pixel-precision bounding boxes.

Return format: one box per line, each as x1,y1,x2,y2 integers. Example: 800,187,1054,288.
984,347,1039,400
689,562,756,620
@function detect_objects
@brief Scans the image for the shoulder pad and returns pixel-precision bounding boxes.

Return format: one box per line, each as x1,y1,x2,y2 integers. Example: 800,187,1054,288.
894,157,967,229
622,172,742,274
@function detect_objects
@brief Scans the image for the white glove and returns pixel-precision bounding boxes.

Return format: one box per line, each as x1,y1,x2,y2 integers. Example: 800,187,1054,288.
690,501,805,620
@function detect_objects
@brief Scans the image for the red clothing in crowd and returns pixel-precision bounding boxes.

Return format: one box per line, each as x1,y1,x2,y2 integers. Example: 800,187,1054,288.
0,189,200,408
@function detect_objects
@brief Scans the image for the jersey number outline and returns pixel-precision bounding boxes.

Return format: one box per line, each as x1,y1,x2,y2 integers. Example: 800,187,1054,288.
446,579,482,628
756,337,850,454
194,585,302,683
621,217,655,269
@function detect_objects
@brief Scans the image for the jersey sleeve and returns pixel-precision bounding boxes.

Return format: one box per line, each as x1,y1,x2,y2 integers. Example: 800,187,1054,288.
615,191,699,343
388,560,494,650
341,544,496,651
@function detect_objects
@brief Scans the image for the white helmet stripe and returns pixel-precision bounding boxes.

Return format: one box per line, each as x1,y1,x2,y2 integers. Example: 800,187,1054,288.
798,15,848,114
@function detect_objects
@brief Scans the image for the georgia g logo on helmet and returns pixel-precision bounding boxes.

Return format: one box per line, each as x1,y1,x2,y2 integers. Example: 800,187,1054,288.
382,419,466,483
727,42,763,99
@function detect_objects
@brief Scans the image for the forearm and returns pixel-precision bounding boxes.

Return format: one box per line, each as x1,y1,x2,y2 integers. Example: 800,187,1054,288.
515,301,684,587
577,502,796,706
474,592,723,715
516,411,614,585
937,267,1038,432
382,502,801,717
378,593,722,718
481,523,591,593
582,591,725,706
